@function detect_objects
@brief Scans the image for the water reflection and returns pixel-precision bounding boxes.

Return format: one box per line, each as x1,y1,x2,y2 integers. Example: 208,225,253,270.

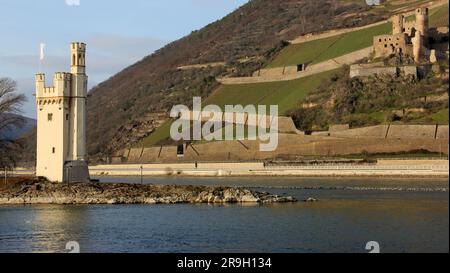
0,205,90,253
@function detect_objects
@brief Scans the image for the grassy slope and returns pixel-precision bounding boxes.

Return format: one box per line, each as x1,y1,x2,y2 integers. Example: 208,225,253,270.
429,3,450,28
384,0,431,11
430,108,449,123
367,108,449,125
135,70,337,147
204,70,337,114
267,22,392,68
136,120,174,148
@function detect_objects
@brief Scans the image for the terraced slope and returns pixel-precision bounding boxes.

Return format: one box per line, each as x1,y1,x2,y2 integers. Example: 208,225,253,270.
205,70,337,114
267,22,392,68
134,69,337,147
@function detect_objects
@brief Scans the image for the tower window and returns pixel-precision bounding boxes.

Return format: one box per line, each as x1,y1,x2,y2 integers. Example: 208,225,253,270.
52,147,56,154
48,113,53,121
66,114,69,120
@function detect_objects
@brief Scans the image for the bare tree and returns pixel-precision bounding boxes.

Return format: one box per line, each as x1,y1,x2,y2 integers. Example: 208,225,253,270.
0,77,27,167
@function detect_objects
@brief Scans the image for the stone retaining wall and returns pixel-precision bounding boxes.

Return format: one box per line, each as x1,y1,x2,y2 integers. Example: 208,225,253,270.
289,20,390,44
125,134,448,163
313,125,449,140
388,125,437,139
437,125,449,139
312,125,390,138
218,47,373,85
350,64,419,78
122,124,448,163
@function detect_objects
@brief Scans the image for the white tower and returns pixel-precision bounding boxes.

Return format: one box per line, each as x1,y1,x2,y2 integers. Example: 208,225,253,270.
70,42,88,162
35,42,90,183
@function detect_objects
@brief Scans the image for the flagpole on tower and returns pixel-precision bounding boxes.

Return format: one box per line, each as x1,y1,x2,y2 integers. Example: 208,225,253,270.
39,43,45,73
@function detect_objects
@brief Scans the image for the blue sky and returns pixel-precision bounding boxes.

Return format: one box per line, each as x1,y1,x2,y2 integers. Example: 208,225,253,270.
0,0,248,118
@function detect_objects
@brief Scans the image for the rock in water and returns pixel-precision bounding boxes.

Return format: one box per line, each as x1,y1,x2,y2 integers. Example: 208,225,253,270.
0,181,297,205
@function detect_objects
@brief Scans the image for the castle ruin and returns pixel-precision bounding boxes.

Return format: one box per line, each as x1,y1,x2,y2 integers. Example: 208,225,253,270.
373,8,430,63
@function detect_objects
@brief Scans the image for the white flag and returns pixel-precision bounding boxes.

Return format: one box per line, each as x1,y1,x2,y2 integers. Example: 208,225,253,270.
39,43,46,61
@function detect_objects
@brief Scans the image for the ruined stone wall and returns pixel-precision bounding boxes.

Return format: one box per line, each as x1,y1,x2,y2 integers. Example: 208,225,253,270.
403,20,417,36
350,64,418,78
373,33,410,58
350,65,398,78
399,66,418,76
392,14,405,35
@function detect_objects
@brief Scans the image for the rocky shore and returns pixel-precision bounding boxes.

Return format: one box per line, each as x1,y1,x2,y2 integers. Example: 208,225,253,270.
0,178,297,205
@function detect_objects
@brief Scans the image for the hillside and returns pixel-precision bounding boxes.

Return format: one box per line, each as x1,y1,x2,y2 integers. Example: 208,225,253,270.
0,114,35,141
87,0,449,159
87,0,392,157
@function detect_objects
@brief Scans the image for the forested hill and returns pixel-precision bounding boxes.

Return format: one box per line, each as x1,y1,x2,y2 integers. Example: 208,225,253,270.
86,0,387,156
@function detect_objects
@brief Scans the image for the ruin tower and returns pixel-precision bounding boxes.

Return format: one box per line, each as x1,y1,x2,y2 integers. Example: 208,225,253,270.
392,14,404,35
35,43,90,183
412,31,423,63
416,8,429,38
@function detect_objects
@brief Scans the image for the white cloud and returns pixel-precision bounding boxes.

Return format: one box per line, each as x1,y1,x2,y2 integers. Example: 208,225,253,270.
65,0,80,6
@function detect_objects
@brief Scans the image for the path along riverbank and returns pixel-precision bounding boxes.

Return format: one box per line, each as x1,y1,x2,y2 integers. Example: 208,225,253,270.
7,160,449,178
87,160,449,178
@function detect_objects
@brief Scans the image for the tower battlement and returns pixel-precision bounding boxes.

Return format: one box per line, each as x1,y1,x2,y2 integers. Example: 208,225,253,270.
35,72,72,98
71,42,86,51
54,72,72,81
35,73,45,81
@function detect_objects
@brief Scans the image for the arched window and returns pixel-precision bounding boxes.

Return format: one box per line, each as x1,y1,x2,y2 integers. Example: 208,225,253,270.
73,54,76,65
78,53,82,65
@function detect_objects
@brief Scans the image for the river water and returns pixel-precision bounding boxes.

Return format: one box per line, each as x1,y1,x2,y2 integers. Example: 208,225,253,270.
0,177,448,253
